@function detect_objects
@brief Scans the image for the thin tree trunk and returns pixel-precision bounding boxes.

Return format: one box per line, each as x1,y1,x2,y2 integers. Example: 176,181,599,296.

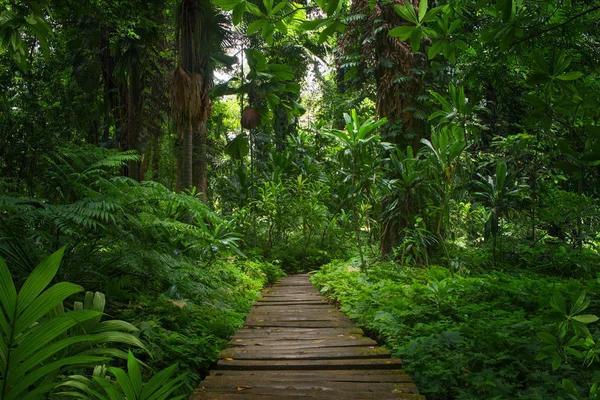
127,63,142,181
193,121,209,200
179,125,193,192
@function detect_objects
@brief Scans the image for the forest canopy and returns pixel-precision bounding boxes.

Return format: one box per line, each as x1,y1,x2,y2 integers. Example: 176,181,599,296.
1,0,600,398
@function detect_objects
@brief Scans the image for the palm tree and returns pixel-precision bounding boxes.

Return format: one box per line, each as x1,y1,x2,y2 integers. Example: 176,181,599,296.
170,0,231,195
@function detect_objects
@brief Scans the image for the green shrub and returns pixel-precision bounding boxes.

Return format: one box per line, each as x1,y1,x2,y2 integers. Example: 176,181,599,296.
312,260,600,399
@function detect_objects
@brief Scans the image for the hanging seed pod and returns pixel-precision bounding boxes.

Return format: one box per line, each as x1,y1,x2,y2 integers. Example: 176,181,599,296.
241,106,261,129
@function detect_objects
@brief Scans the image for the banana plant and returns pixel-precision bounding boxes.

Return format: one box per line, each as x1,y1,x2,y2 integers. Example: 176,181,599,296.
58,351,187,400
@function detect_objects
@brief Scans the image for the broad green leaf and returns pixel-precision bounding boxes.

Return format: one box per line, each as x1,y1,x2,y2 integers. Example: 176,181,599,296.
232,2,246,25
127,351,143,397
268,64,294,80
418,0,428,22
393,5,417,24
262,22,275,46
563,379,580,397
571,291,588,315
17,247,65,315
93,376,124,399
300,18,327,30
272,1,287,14
495,161,506,190
410,28,421,52
263,0,274,13
245,2,262,15
247,20,265,35
11,332,109,379
276,20,288,34
572,314,599,324
318,21,337,43
24,14,37,25
110,367,136,400
141,364,179,398
537,331,558,345
13,282,82,336
94,319,139,333
428,39,444,59
7,356,107,400
551,290,567,315
212,0,243,11
556,71,583,81
225,134,250,159
0,257,17,323
502,0,513,22
10,311,101,369
552,354,562,370
388,26,415,40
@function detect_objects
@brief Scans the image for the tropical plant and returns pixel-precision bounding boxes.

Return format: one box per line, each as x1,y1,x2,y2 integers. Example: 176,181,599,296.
326,109,386,270
0,248,143,400
473,161,522,264
537,290,600,400
59,351,187,400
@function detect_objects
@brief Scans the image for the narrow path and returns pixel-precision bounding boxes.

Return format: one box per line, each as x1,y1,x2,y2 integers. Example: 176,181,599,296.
190,274,424,399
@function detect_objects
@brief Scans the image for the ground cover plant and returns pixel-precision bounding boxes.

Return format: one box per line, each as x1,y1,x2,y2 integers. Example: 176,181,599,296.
312,260,600,399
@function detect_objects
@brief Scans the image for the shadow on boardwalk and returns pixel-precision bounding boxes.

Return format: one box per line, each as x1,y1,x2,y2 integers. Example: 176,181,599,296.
190,274,425,399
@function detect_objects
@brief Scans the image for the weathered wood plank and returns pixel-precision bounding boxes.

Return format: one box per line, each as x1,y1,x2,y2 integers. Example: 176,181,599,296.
219,345,390,360
228,337,378,348
231,327,365,339
243,320,354,328
216,357,403,370
209,369,413,383
198,377,420,394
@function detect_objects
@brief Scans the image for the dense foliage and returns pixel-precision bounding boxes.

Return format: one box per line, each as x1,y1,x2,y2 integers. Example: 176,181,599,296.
1,0,600,397
313,260,600,399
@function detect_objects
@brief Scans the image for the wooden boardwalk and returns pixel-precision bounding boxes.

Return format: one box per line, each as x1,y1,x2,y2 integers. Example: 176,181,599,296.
190,274,425,399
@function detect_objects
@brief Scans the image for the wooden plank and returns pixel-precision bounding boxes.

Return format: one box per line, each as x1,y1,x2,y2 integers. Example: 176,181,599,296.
228,337,378,348
243,320,354,328
216,358,403,370
219,345,390,360
191,390,425,400
209,369,413,383
199,377,420,394
231,327,365,339
254,302,330,306
245,315,349,322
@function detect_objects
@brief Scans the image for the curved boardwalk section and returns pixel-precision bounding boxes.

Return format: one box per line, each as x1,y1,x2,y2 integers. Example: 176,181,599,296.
190,274,424,399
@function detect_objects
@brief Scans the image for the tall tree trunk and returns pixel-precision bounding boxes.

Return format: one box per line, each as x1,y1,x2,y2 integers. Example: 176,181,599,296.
127,63,143,180
193,121,209,200
100,30,116,145
179,125,193,192
373,0,424,255
151,123,161,181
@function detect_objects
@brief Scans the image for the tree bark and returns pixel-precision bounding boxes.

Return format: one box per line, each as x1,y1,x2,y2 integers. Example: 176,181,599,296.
193,121,209,200
127,62,143,181
178,125,193,192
